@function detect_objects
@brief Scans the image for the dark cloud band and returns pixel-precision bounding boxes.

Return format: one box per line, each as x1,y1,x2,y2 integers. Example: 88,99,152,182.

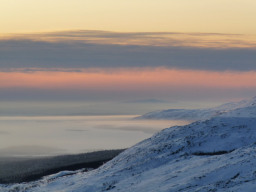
0,30,256,71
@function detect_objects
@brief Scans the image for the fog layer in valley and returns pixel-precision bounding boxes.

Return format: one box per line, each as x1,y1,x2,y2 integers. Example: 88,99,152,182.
0,115,189,157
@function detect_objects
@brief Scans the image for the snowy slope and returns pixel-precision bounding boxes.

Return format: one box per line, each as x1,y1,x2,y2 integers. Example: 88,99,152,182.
2,97,256,192
136,96,256,120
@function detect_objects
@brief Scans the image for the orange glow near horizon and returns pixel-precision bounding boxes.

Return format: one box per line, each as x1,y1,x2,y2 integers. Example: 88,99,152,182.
1,69,256,91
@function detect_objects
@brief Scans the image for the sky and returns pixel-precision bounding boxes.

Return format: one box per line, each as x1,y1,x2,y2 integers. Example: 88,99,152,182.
1,0,256,34
1,0,256,115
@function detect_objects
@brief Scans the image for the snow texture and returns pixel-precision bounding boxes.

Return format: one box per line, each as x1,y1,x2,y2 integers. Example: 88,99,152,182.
2,97,256,192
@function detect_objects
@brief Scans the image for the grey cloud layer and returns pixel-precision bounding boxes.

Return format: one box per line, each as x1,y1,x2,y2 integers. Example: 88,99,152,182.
0,39,256,71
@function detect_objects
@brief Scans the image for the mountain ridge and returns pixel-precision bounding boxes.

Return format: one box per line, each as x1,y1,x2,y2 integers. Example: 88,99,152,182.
2,97,256,192
136,96,256,121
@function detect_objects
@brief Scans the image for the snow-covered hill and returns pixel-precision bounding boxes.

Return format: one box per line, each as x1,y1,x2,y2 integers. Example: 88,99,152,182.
135,108,220,121
2,97,256,192
136,96,256,120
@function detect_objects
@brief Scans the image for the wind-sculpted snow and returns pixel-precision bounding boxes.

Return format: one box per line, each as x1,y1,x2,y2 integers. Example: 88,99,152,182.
2,97,256,192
